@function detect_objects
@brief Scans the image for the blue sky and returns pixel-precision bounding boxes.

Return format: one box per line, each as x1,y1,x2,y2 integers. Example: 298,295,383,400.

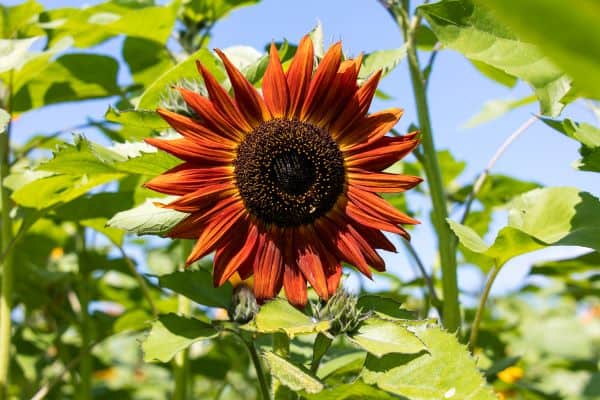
7,0,598,299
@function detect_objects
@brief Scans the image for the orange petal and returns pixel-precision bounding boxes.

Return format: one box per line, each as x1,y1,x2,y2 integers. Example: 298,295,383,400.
262,42,289,118
347,186,419,226
213,220,258,286
344,135,420,171
157,108,236,148
196,61,253,133
295,226,329,300
286,35,314,118
168,196,242,239
215,48,271,126
330,70,382,136
345,199,406,234
337,108,404,148
300,42,343,121
144,164,233,196
145,137,235,164
184,201,245,265
253,227,284,302
348,169,423,193
353,224,397,253
325,263,342,296
162,183,238,213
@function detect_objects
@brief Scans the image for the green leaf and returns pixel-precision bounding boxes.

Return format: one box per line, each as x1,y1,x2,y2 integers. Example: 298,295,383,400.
251,298,330,337
158,269,232,309
356,295,416,320
361,324,496,399
449,221,544,269
480,0,600,100
0,37,40,73
470,60,517,88
107,197,188,236
12,173,123,210
137,47,224,110
113,309,153,333
530,251,600,277
44,1,178,48
142,313,218,363
12,53,120,113
304,382,398,400
182,0,259,24
419,0,571,116
309,21,325,58
105,106,170,130
438,150,465,187
263,351,324,394
462,95,536,128
348,318,426,357
0,0,43,38
359,46,407,80
122,36,174,86
508,187,600,252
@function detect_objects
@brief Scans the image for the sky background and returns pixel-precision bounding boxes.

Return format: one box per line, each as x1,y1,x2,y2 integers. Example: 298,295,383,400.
6,0,598,301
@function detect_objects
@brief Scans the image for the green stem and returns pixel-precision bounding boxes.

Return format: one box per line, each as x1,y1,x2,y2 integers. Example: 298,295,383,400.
469,263,500,351
0,72,14,400
173,240,193,400
76,226,92,400
244,337,270,400
396,6,461,331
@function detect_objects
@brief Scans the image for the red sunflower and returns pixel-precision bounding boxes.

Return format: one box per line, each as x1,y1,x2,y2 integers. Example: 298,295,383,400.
145,35,422,307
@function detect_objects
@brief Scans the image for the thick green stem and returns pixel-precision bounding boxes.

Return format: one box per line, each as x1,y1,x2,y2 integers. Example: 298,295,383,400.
76,227,92,400
173,240,193,400
399,8,461,331
469,264,501,351
0,73,14,400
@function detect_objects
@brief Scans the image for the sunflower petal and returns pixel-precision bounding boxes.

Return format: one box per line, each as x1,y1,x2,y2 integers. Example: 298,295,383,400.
263,42,289,118
213,220,258,286
295,226,329,300
337,108,404,148
348,169,423,193
253,227,284,302
286,35,314,118
347,186,419,226
196,61,252,133
345,134,420,171
215,48,271,125
157,108,237,147
144,164,233,196
145,137,235,164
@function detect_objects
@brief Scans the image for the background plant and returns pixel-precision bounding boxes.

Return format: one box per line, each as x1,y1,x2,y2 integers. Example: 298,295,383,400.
0,0,598,399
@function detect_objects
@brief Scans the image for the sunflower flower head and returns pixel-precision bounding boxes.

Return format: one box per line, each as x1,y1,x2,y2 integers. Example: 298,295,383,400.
145,34,422,308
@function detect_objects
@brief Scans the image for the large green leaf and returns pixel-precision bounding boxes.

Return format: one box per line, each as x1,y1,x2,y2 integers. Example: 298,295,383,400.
137,47,224,110
0,0,43,38
249,299,330,337
142,313,218,363
122,36,174,87
481,0,600,100
361,325,496,399
158,269,233,309
359,46,407,80
448,221,544,270
508,187,600,252
107,197,188,236
44,1,178,48
348,318,426,357
262,351,324,394
419,0,570,116
105,106,170,130
11,53,120,113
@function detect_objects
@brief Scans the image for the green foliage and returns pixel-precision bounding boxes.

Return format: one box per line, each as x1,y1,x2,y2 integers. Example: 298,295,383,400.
481,0,600,100
263,351,324,394
361,325,496,399
347,318,425,357
250,299,331,337
142,313,218,362
419,0,571,116
107,198,188,236
541,117,600,173
463,95,536,128
158,269,233,309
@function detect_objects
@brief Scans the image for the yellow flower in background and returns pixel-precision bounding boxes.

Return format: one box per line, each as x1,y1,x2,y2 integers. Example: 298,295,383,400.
497,366,524,384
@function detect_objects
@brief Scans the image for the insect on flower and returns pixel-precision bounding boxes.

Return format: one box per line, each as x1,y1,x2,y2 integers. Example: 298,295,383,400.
145,34,422,307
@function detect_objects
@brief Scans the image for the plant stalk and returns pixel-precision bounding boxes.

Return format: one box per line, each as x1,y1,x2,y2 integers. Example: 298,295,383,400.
400,8,461,331
0,72,14,400
469,263,501,351
173,240,193,400
76,226,92,400
244,337,270,400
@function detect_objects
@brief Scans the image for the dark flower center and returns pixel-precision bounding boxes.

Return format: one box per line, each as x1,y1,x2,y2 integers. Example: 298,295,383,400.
234,119,345,227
